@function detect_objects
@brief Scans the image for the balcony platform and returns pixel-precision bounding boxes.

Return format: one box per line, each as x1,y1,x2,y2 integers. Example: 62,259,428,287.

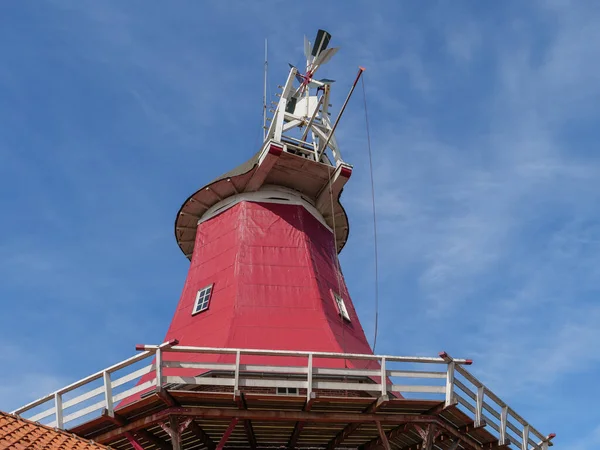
11,345,554,450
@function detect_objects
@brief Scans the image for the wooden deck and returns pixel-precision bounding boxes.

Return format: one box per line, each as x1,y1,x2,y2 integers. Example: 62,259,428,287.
11,344,554,449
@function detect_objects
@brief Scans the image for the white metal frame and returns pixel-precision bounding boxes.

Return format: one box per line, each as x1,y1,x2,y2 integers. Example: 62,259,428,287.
333,292,351,322
192,284,213,315
263,34,344,167
12,344,553,449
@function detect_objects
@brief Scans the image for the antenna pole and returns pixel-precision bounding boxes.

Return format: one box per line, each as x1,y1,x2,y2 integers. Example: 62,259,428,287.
263,39,268,140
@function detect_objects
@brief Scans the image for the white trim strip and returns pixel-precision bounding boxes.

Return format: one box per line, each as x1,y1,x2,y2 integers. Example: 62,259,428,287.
198,186,331,232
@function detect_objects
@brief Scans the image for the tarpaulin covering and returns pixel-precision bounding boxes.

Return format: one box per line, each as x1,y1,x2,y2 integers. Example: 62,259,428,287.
123,201,377,405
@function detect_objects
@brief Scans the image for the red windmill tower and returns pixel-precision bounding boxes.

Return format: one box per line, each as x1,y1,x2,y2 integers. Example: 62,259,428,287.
12,30,554,450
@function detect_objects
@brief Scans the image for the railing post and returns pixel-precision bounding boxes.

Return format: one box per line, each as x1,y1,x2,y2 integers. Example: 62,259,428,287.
234,350,241,396
307,353,313,401
522,424,530,450
500,405,508,445
103,370,114,417
54,392,63,429
475,385,484,427
380,357,387,396
155,348,163,391
445,361,455,407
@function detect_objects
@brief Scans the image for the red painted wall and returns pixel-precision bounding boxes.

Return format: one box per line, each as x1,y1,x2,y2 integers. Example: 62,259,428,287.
165,201,374,367
122,201,377,405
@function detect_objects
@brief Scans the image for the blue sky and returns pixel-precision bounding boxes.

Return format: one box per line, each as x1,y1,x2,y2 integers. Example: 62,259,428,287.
1,0,599,447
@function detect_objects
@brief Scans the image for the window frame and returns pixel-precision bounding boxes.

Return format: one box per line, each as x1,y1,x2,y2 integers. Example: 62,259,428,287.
333,292,351,322
192,284,214,316
276,387,299,395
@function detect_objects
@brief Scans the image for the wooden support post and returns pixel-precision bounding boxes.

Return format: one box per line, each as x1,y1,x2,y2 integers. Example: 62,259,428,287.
375,421,391,450
217,418,238,450
168,415,181,450
54,392,63,429
159,415,192,450
103,371,114,417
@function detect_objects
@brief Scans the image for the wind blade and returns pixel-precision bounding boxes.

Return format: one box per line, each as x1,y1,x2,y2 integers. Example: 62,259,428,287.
313,47,339,67
319,78,336,84
304,36,311,62
311,29,331,57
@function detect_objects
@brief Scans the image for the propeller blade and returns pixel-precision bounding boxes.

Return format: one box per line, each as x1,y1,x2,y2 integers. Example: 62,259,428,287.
319,78,336,84
314,47,339,68
311,29,331,57
304,36,311,62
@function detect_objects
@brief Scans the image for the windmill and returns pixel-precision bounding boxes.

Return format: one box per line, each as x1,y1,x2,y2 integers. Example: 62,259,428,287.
10,29,555,450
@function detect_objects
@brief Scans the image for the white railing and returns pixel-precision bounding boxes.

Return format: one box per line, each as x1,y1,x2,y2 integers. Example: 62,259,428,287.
11,342,553,449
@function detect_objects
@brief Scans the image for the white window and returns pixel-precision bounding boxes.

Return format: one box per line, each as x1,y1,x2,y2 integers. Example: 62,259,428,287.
276,387,298,395
192,284,213,315
333,293,351,322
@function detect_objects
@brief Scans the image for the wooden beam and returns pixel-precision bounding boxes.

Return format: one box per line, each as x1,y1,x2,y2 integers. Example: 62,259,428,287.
235,392,257,450
376,421,391,450
288,391,316,448
481,438,512,449
157,389,178,407
424,399,458,416
457,419,487,434
102,409,126,426
360,424,411,450
216,418,238,450
414,424,436,450
103,410,170,449
448,439,461,450
125,432,146,450
325,396,389,450
93,406,485,449
188,420,216,450
134,430,171,450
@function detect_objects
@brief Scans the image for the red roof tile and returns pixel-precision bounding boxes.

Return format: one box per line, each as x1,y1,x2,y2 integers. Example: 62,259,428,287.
0,411,110,449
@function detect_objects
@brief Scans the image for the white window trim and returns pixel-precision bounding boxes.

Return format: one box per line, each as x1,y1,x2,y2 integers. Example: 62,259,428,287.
192,284,214,315
276,387,299,395
333,292,351,322
198,186,332,232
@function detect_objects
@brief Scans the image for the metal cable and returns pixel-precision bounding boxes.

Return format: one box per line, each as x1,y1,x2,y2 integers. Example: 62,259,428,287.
361,75,380,353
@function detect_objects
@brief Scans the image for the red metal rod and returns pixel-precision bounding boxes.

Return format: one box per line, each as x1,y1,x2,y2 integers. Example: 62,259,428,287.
318,66,366,160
